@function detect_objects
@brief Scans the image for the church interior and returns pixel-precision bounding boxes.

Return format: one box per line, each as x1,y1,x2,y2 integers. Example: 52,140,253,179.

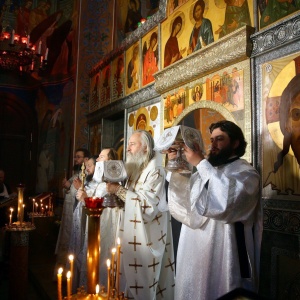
1,0,300,299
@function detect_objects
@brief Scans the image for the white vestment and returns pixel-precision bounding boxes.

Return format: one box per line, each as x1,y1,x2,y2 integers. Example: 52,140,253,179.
55,173,79,267
117,156,175,300
168,158,262,300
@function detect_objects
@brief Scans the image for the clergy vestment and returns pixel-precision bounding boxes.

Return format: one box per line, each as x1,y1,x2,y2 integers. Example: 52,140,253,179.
168,158,262,300
116,156,175,300
55,173,79,266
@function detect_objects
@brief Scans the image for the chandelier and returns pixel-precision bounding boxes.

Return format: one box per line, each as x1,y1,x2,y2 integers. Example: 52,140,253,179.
0,30,47,73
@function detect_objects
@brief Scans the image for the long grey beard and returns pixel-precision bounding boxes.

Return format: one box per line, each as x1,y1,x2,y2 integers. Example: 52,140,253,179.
125,151,147,178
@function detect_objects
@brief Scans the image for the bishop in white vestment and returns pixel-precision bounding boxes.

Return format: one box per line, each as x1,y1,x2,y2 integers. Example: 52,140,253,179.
107,130,175,300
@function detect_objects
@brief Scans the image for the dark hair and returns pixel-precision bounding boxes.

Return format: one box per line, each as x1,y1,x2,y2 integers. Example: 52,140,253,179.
171,16,182,35
75,148,90,158
150,32,158,44
193,0,205,19
209,120,247,157
88,155,98,165
104,148,119,160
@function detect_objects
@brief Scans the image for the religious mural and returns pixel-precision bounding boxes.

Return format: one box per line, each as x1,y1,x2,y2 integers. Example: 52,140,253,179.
142,27,159,86
114,0,160,46
258,0,300,29
100,64,111,107
127,102,161,142
111,54,125,101
0,0,80,194
161,0,253,68
126,41,140,95
262,53,300,196
90,73,100,112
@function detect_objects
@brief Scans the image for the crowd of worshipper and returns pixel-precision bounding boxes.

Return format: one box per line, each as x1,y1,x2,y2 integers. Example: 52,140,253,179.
54,121,262,300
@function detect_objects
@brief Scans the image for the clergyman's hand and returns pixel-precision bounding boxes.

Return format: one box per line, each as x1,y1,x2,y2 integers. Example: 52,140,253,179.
184,143,204,166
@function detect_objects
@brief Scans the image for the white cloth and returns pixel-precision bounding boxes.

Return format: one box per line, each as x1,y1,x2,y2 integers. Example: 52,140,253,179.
118,156,175,300
168,158,262,300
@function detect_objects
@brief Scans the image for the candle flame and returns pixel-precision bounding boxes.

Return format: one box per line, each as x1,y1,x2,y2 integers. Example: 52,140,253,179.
107,259,111,268
117,237,120,245
58,267,63,275
69,254,74,261
112,248,116,254
66,271,71,279
95,284,99,294
10,207,13,212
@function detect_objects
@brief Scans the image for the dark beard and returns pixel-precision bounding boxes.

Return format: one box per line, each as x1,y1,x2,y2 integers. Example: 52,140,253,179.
207,145,234,167
86,174,93,183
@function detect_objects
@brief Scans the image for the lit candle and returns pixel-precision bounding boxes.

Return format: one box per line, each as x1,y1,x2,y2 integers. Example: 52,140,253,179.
32,199,35,214
69,254,74,292
38,40,42,54
67,271,71,300
45,48,49,60
14,34,20,42
95,284,99,296
57,267,63,300
116,238,121,296
111,248,116,289
107,259,111,299
21,36,27,44
9,207,13,225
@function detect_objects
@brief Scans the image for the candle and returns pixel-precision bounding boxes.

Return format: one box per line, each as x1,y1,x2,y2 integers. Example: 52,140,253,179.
95,284,99,296
32,199,35,214
45,48,49,60
107,259,111,299
69,254,74,292
57,267,63,300
116,238,121,296
38,40,42,54
9,208,13,225
67,271,71,300
111,248,116,289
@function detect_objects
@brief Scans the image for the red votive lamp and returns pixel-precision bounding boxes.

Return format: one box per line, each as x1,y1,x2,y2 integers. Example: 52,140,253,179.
84,197,104,209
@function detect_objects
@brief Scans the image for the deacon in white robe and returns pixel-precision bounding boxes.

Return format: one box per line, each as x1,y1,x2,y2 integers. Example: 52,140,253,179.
168,120,262,300
107,130,175,300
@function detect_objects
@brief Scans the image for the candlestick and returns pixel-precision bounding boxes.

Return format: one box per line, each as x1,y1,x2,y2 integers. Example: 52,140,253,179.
111,248,116,290
80,162,85,190
116,238,121,297
67,271,71,300
57,267,63,300
69,254,74,293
